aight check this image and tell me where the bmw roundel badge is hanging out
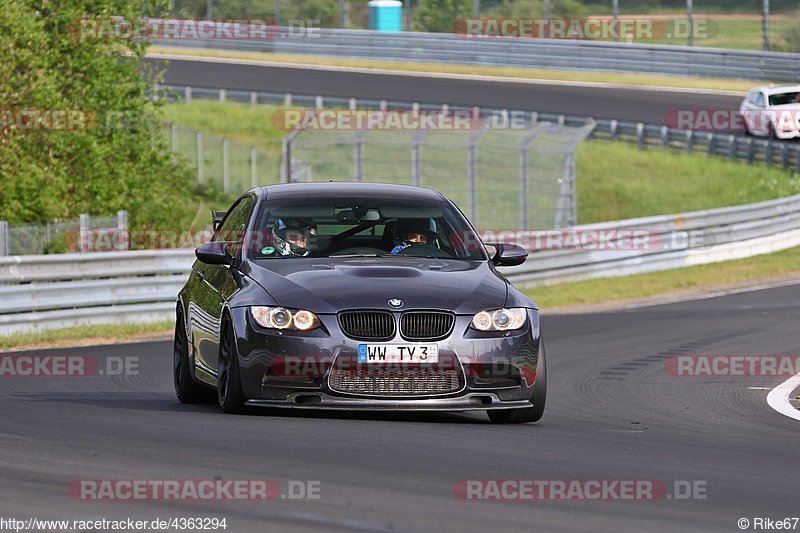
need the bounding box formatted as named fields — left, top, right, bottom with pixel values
left=388, top=299, right=403, bottom=308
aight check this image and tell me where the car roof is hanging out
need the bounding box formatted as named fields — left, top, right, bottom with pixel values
left=756, top=85, right=800, bottom=95
left=254, top=182, right=445, bottom=202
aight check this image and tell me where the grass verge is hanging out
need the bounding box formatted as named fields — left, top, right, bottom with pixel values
left=149, top=46, right=758, bottom=93
left=525, top=245, right=800, bottom=310
left=0, top=321, right=174, bottom=352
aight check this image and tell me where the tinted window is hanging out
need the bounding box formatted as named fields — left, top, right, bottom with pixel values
left=248, top=196, right=487, bottom=261
left=768, top=92, right=800, bottom=106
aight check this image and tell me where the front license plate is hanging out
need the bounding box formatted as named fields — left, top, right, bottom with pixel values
left=357, top=343, right=439, bottom=364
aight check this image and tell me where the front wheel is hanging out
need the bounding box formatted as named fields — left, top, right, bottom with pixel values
left=488, top=337, right=547, bottom=424
left=217, top=316, right=247, bottom=414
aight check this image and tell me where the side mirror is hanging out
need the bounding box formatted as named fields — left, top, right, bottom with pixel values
left=196, top=241, right=233, bottom=265
left=486, top=243, right=528, bottom=267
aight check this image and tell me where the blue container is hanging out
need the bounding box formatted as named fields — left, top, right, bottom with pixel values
left=368, top=0, right=403, bottom=32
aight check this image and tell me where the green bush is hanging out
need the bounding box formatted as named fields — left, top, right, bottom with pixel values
left=0, top=0, right=197, bottom=233
left=780, top=11, right=800, bottom=52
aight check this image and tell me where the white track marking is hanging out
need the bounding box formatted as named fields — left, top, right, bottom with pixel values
left=766, top=372, right=800, bottom=422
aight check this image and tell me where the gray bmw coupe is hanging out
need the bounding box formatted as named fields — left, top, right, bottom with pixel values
left=174, top=182, right=545, bottom=423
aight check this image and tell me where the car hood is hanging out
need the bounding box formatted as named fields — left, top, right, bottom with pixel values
left=243, top=257, right=508, bottom=314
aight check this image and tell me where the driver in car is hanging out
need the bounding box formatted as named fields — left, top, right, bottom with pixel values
left=390, top=219, right=438, bottom=255
left=268, top=217, right=317, bottom=257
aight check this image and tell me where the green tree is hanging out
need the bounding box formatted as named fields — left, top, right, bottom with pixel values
left=414, top=0, right=472, bottom=33
left=0, top=0, right=195, bottom=231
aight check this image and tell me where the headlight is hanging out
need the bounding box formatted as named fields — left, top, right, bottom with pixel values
left=251, top=306, right=321, bottom=330
left=470, top=308, right=527, bottom=331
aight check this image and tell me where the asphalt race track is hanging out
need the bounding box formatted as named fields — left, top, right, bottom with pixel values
left=152, top=57, right=744, bottom=125
left=2, top=283, right=798, bottom=532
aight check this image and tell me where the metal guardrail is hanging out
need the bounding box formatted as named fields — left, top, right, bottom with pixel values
left=154, top=24, right=800, bottom=82
left=3, top=193, right=800, bottom=334
left=160, top=85, right=800, bottom=173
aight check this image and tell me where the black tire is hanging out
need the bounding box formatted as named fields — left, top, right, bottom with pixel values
left=174, top=309, right=211, bottom=403
left=488, top=337, right=547, bottom=424
left=217, top=316, right=247, bottom=414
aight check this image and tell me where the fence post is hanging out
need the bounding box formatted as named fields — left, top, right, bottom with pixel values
left=116, top=210, right=129, bottom=251
left=353, top=131, right=365, bottom=182
left=518, top=123, right=548, bottom=230
left=251, top=146, right=258, bottom=188
left=0, top=221, right=8, bottom=256
left=196, top=131, right=204, bottom=184
left=79, top=213, right=90, bottom=253
left=412, top=130, right=427, bottom=187
left=222, top=138, right=230, bottom=193
left=184, top=86, right=192, bottom=104
left=467, top=127, right=486, bottom=225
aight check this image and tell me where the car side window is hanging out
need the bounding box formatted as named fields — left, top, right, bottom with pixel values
left=754, top=93, right=765, bottom=108
left=215, top=196, right=254, bottom=245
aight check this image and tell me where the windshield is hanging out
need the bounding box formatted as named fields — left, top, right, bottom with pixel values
left=768, top=91, right=800, bottom=106
left=247, top=196, right=488, bottom=261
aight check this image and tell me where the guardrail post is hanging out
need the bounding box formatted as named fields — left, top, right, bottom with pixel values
left=706, top=133, right=715, bottom=156
left=747, top=138, right=755, bottom=164
left=636, top=123, right=645, bottom=150
left=116, top=210, right=129, bottom=251
left=685, top=130, right=694, bottom=154
left=79, top=213, right=90, bottom=253
left=765, top=140, right=774, bottom=166
left=781, top=143, right=789, bottom=169
left=349, top=98, right=357, bottom=111
left=184, top=86, right=192, bottom=104
left=219, top=89, right=226, bottom=103
left=728, top=135, right=736, bottom=160
left=531, top=111, right=538, bottom=126
left=558, top=115, right=565, bottom=127
left=661, top=126, right=669, bottom=148
left=250, top=91, right=258, bottom=105
left=251, top=146, right=258, bottom=188
left=222, top=138, right=230, bottom=193
left=315, top=95, right=323, bottom=110
left=0, top=221, right=8, bottom=256
left=196, top=131, right=204, bottom=184
left=380, top=100, right=388, bottom=112
left=284, top=93, right=292, bottom=107
left=609, top=119, right=618, bottom=140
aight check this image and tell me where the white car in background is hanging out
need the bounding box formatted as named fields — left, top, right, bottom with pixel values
left=740, top=85, right=800, bottom=140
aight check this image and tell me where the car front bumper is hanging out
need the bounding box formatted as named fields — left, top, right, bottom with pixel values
left=230, top=306, right=541, bottom=409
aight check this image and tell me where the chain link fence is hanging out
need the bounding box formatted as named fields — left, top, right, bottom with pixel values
left=0, top=212, right=127, bottom=256
left=281, top=119, right=595, bottom=229
left=165, top=122, right=282, bottom=193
